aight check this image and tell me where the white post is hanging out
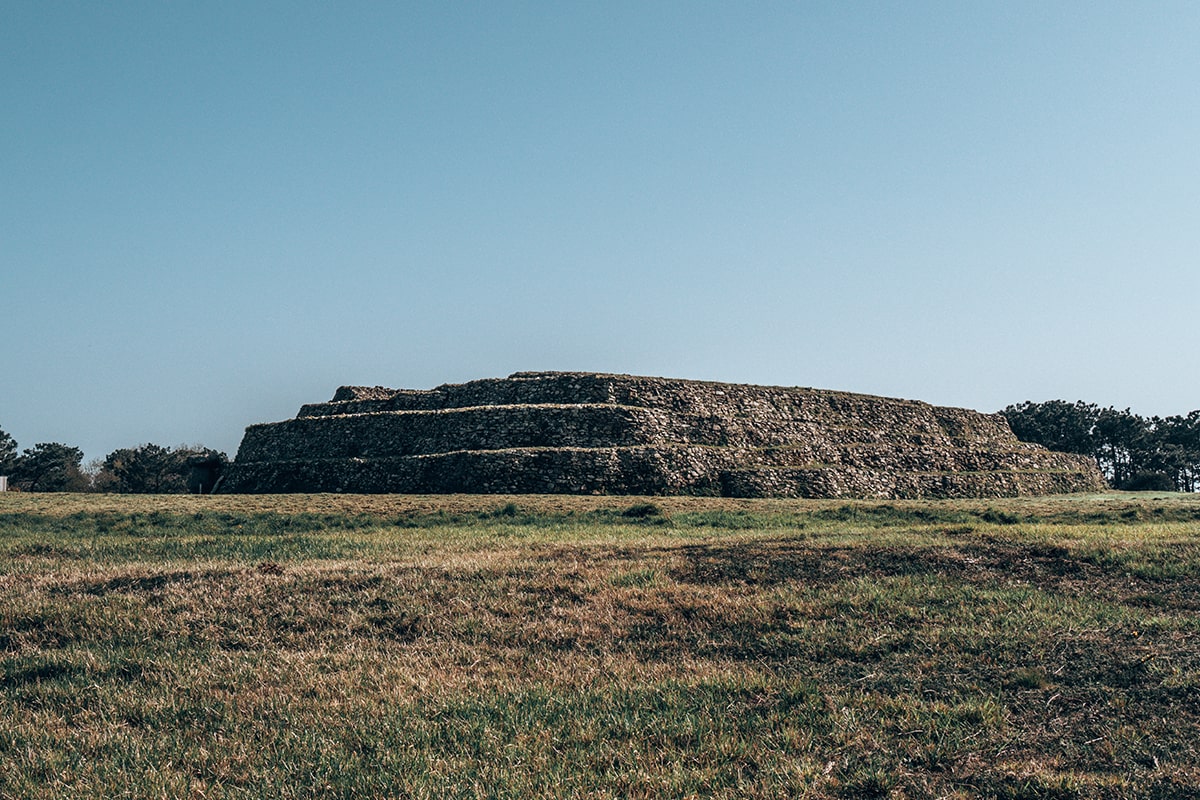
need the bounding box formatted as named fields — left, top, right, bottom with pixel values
left=0, top=476, right=7, bottom=492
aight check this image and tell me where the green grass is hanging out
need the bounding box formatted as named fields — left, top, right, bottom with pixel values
left=0, top=492, right=1198, bottom=798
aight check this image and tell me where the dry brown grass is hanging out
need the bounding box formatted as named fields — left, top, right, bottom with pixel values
left=2, top=488, right=1190, bottom=518
left=1, top=491, right=1198, bottom=798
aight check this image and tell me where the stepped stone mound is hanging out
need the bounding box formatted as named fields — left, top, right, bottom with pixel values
left=219, top=372, right=1107, bottom=498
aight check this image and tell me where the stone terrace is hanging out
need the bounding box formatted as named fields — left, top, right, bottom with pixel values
left=218, top=372, right=1107, bottom=498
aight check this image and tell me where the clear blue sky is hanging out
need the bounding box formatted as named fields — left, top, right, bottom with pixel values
left=3, top=2, right=1198, bottom=463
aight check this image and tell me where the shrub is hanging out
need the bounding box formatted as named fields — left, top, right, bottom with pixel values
left=1120, top=471, right=1175, bottom=492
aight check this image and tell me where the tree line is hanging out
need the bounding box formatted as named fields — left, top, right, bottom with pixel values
left=1001, top=401, right=1200, bottom=492
left=0, top=426, right=226, bottom=493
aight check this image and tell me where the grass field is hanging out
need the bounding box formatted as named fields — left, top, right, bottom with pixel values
left=1, top=491, right=1198, bottom=799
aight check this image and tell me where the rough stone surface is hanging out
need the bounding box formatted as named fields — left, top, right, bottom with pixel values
left=219, top=371, right=1107, bottom=498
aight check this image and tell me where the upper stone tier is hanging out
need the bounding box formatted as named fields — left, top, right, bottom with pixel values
left=218, top=371, right=1107, bottom=498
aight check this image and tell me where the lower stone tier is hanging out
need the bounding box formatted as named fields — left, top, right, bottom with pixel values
left=220, top=447, right=729, bottom=495
left=218, top=446, right=1103, bottom=499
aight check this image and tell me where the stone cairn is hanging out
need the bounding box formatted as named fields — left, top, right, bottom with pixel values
left=219, top=371, right=1107, bottom=498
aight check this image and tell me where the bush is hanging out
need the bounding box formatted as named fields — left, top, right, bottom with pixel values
left=1120, top=471, right=1175, bottom=492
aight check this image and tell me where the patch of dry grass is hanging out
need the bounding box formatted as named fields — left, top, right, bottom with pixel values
left=1, top=492, right=1198, bottom=798
left=2, top=489, right=1194, bottom=519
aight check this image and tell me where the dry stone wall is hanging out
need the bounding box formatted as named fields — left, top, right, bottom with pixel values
left=219, top=371, right=1107, bottom=498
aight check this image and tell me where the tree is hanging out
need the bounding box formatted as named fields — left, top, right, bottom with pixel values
left=84, top=457, right=119, bottom=493
left=1092, top=407, right=1147, bottom=489
left=1181, top=411, right=1200, bottom=493
left=0, top=425, right=18, bottom=476
left=11, top=442, right=86, bottom=492
left=1136, top=412, right=1200, bottom=493
left=96, top=444, right=228, bottom=493
left=101, top=444, right=186, bottom=493
left=1001, top=401, right=1098, bottom=456
left=1003, top=400, right=1200, bottom=492
left=1176, top=411, right=1200, bottom=493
